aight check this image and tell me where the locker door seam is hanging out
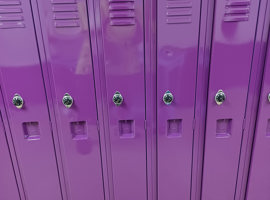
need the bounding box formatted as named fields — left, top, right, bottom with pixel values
left=233, top=0, right=263, bottom=199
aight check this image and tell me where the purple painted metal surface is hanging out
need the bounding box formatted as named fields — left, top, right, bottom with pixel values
left=157, top=0, right=201, bottom=199
left=98, top=0, right=147, bottom=200
left=0, top=0, right=62, bottom=199
left=34, top=0, right=105, bottom=199
left=144, top=0, right=157, bottom=200
left=246, top=33, right=270, bottom=200
left=234, top=0, right=270, bottom=198
left=191, top=1, right=214, bottom=199
left=201, top=0, right=261, bottom=199
left=1, top=0, right=270, bottom=199
left=0, top=113, right=20, bottom=200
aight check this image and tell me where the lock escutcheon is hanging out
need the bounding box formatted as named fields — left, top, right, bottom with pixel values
left=62, top=93, right=73, bottom=108
left=113, top=91, right=123, bottom=106
left=215, top=90, right=226, bottom=105
left=12, top=94, right=24, bottom=109
left=163, top=90, right=174, bottom=105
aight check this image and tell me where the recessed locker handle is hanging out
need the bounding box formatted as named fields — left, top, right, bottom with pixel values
left=113, top=91, right=124, bottom=106
left=62, top=93, right=73, bottom=108
left=163, top=90, right=174, bottom=105
left=12, top=94, right=24, bottom=109
left=215, top=89, right=226, bottom=105
left=268, top=93, right=270, bottom=102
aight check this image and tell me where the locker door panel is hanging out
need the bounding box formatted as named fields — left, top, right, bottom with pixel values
left=157, top=0, right=201, bottom=199
left=0, top=113, right=20, bottom=200
left=0, top=0, right=62, bottom=199
left=35, top=0, right=104, bottom=199
left=201, top=0, right=260, bottom=199
left=246, top=35, right=270, bottom=200
left=99, top=0, right=147, bottom=200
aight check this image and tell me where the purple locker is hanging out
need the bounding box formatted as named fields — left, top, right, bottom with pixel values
left=0, top=112, right=20, bottom=200
left=98, top=0, right=147, bottom=200
left=201, top=0, right=261, bottom=200
left=246, top=33, right=270, bottom=200
left=157, top=0, right=201, bottom=199
left=0, top=0, right=62, bottom=199
left=34, top=0, right=105, bottom=199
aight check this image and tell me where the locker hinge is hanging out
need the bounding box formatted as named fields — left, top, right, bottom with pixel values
left=192, top=118, right=196, bottom=131
left=242, top=118, right=246, bottom=131
left=97, top=120, right=100, bottom=132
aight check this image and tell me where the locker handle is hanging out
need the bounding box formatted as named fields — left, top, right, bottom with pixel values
left=215, top=90, right=226, bottom=105
left=163, top=90, right=174, bottom=105
left=113, top=91, right=123, bottom=106
left=12, top=94, right=24, bottom=109
left=62, top=93, right=73, bottom=108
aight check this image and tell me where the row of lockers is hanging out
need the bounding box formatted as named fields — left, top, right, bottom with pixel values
left=1, top=0, right=270, bottom=200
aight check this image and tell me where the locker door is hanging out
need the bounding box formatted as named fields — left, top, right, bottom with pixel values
left=246, top=33, right=270, bottom=200
left=0, top=1, right=62, bottom=200
left=157, top=0, right=201, bottom=199
left=98, top=0, right=147, bottom=200
left=34, top=0, right=104, bottom=199
left=201, top=0, right=260, bottom=200
left=0, top=112, right=20, bottom=200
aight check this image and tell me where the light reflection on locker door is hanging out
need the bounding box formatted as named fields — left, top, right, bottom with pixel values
left=34, top=0, right=105, bottom=199
left=0, top=0, right=62, bottom=199
left=246, top=32, right=270, bottom=200
left=157, top=0, right=202, bottom=199
left=98, top=0, right=147, bottom=200
left=201, top=0, right=261, bottom=200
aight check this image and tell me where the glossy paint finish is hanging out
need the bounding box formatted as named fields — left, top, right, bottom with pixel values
left=1, top=0, right=270, bottom=199
left=234, top=1, right=270, bottom=198
left=190, top=1, right=215, bottom=199
left=0, top=112, right=20, bottom=200
left=0, top=1, right=62, bottom=200
left=157, top=0, right=201, bottom=199
left=98, top=0, right=147, bottom=200
left=201, top=0, right=261, bottom=200
left=34, top=0, right=104, bottom=199
left=246, top=33, right=270, bottom=200
left=144, top=0, right=157, bottom=199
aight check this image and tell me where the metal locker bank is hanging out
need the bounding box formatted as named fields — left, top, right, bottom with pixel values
left=0, top=0, right=269, bottom=200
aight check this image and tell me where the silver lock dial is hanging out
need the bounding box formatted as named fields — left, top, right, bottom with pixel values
left=12, top=94, right=24, bottom=109
left=62, top=93, right=73, bottom=108
left=215, top=90, right=226, bottom=105
left=113, top=91, right=123, bottom=106
left=163, top=90, right=174, bottom=105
